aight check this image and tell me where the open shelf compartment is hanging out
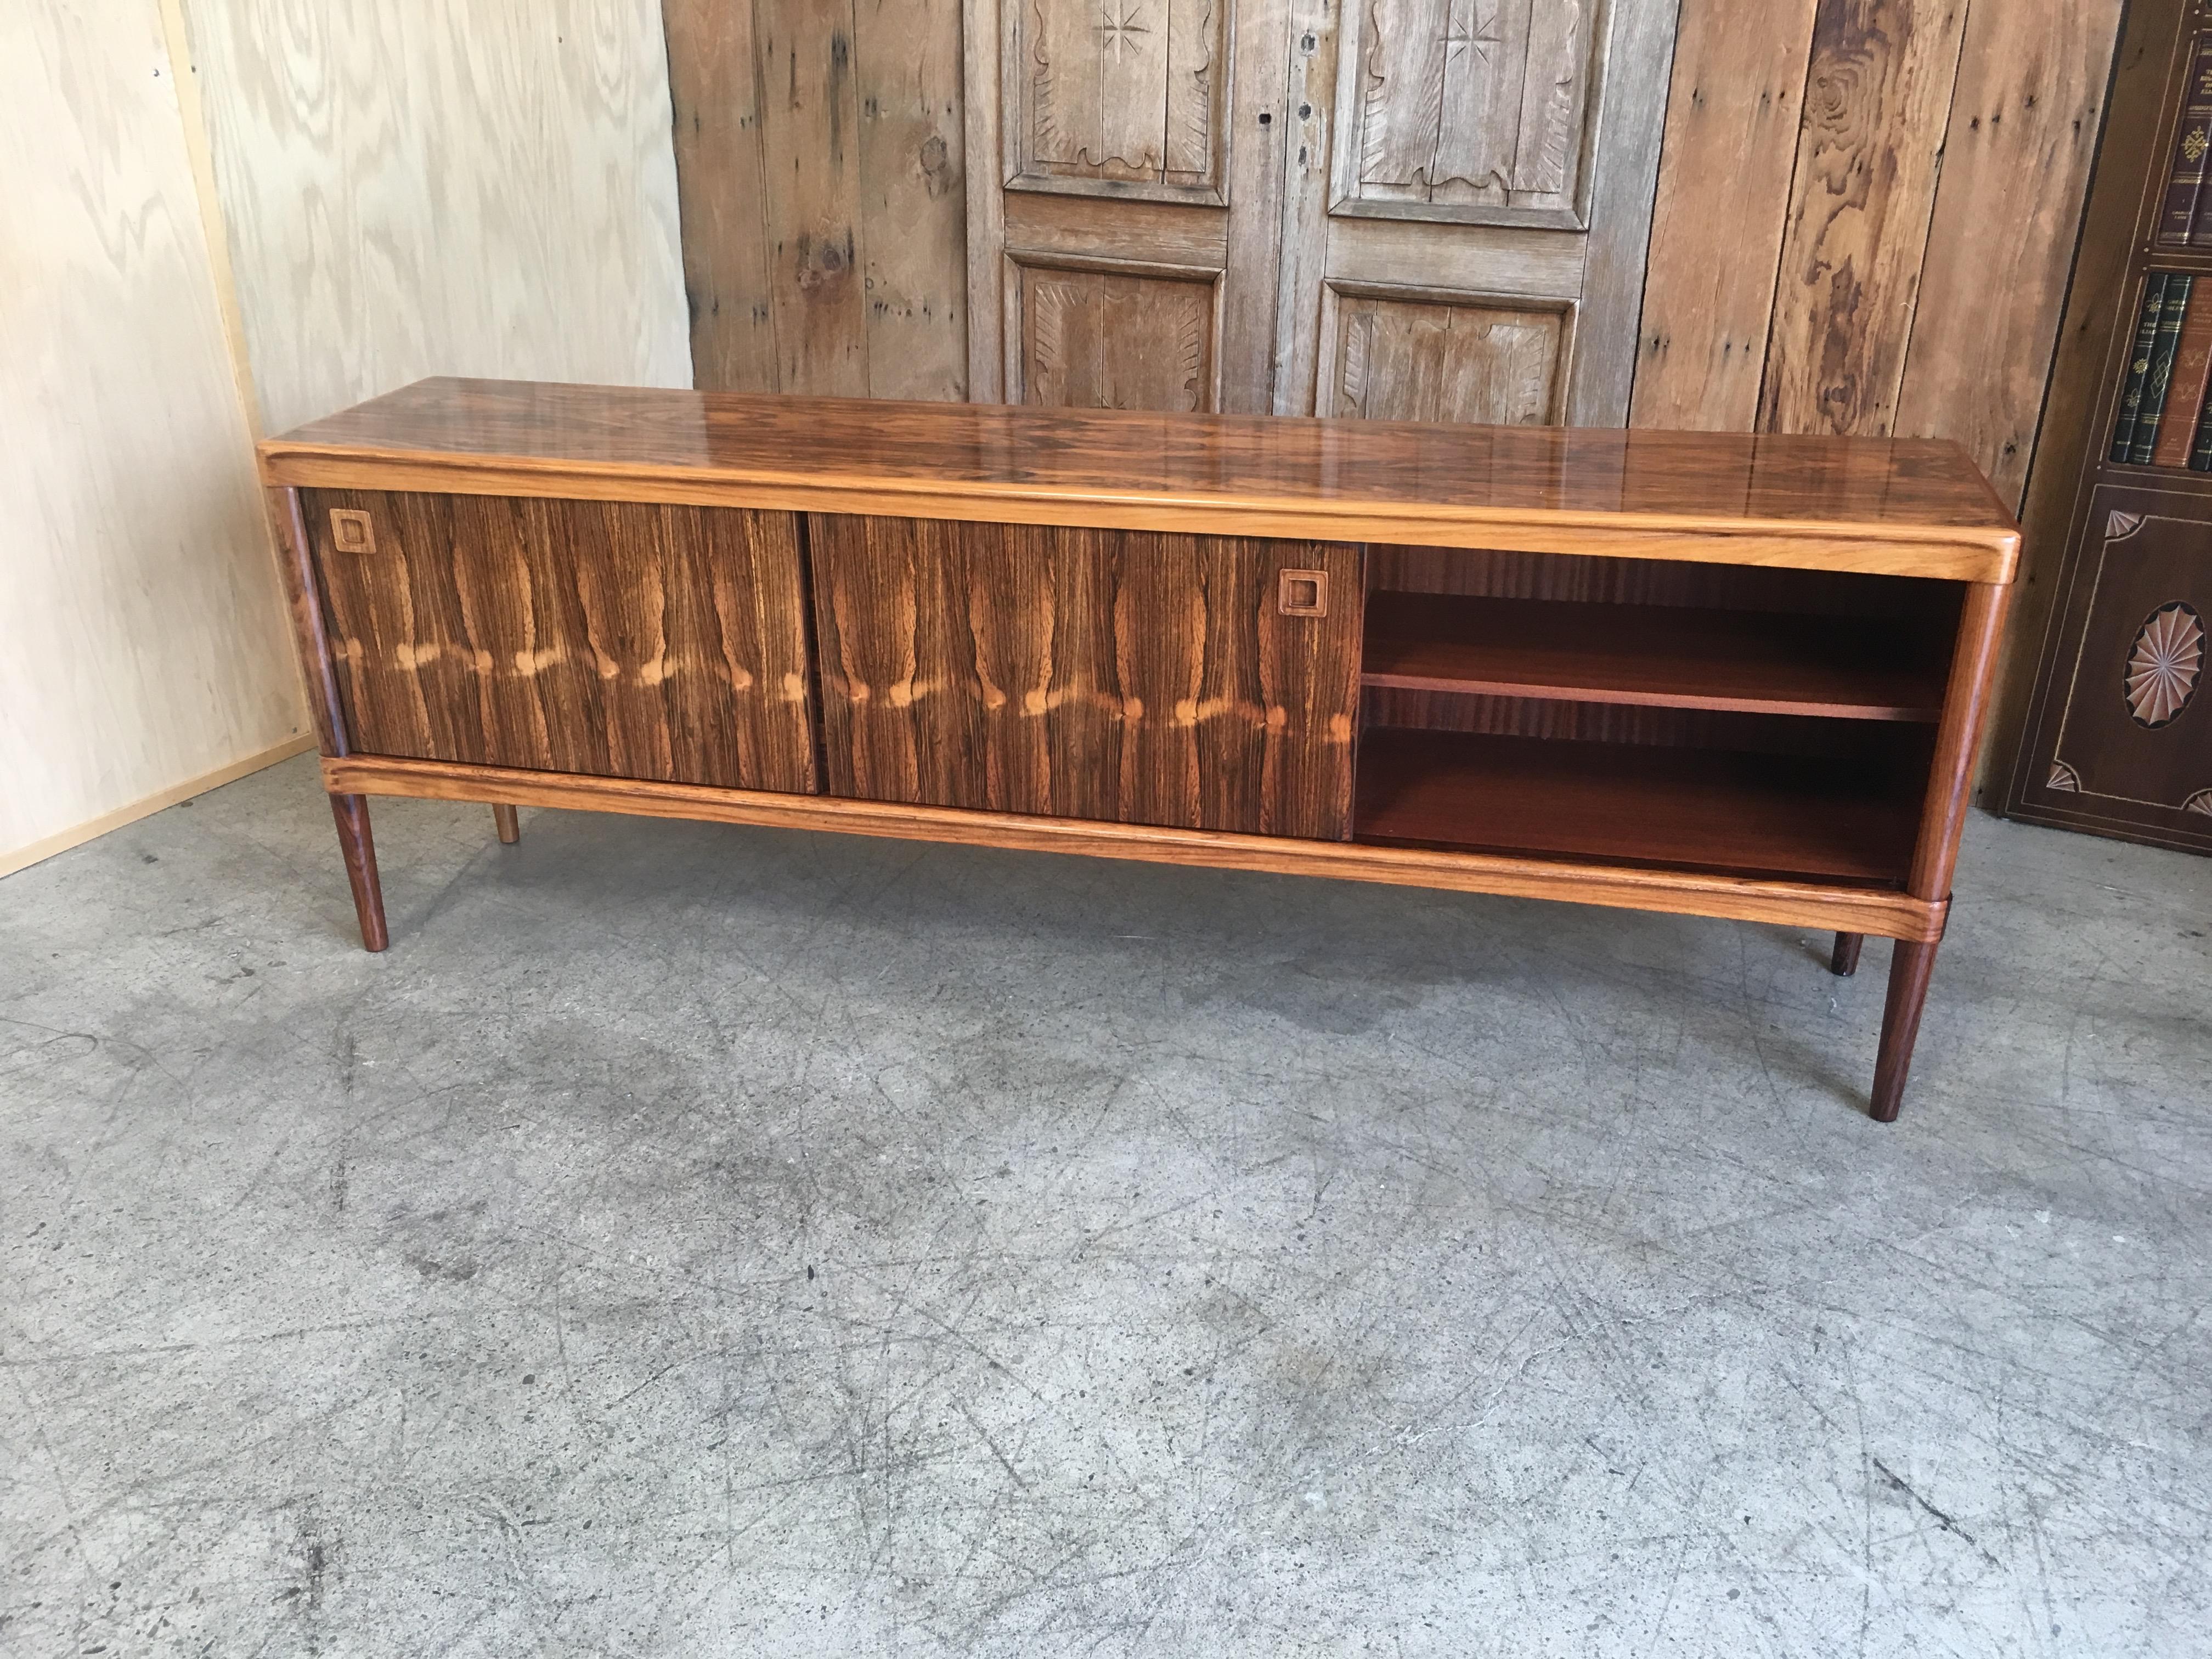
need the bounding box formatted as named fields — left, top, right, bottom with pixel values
left=1352, top=725, right=1927, bottom=887
left=1361, top=590, right=1951, bottom=721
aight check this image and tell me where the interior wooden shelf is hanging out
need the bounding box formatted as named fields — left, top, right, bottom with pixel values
left=1360, top=591, right=1950, bottom=721
left=1353, top=727, right=1923, bottom=886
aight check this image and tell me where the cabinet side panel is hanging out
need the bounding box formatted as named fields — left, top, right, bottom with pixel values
left=304, top=489, right=815, bottom=793
left=809, top=514, right=1360, bottom=838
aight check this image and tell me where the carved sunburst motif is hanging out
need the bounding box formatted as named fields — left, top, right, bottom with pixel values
left=2123, top=602, right=2205, bottom=729
left=2047, top=760, right=2082, bottom=792
left=2183, top=789, right=2212, bottom=816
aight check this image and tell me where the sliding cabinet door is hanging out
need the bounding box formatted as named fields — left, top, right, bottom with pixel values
left=809, top=514, right=1363, bottom=838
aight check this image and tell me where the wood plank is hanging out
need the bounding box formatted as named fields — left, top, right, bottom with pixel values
left=1361, top=591, right=1950, bottom=719
left=962, top=0, right=1006, bottom=398
left=1629, top=0, right=1821, bottom=431
left=1759, top=0, right=1970, bottom=437
left=757, top=0, right=868, bottom=394
left=662, top=0, right=778, bottom=391
left=807, top=515, right=1364, bottom=838
left=303, top=490, right=817, bottom=793
left=1219, top=0, right=1294, bottom=412
left=323, top=752, right=1950, bottom=941
left=1355, top=726, right=1925, bottom=885
left=855, top=0, right=967, bottom=399
left=1003, top=193, right=1230, bottom=267
left=1894, top=0, right=2127, bottom=507
left=1272, top=0, right=1345, bottom=412
left=1565, top=0, right=1684, bottom=425
left=261, top=381, right=2024, bottom=581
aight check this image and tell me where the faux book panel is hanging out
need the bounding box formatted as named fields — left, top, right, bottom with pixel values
left=808, top=515, right=1363, bottom=838
left=304, top=490, right=817, bottom=793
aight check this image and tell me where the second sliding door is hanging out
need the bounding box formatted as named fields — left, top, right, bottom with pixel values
left=808, top=515, right=1363, bottom=838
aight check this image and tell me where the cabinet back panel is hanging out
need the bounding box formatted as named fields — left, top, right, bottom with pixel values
left=809, top=515, right=1363, bottom=839
left=305, top=489, right=817, bottom=793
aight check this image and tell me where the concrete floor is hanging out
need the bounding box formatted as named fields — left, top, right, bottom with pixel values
left=2, top=752, right=2208, bottom=1658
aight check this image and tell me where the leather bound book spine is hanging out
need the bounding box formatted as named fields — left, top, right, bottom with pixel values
left=2134, top=274, right=2196, bottom=465
left=2191, top=373, right=2212, bottom=470
left=2164, top=37, right=2212, bottom=244
left=2154, top=287, right=2212, bottom=465
left=2112, top=274, right=2170, bottom=462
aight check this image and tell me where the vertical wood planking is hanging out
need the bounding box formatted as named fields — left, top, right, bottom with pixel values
left=664, top=0, right=780, bottom=391
left=1758, top=0, right=1968, bottom=437
left=856, top=0, right=967, bottom=399
left=962, top=0, right=1007, bottom=398
left=1273, top=0, right=1343, bottom=413
left=1630, top=0, right=1820, bottom=430
left=756, top=0, right=868, bottom=396
left=1220, top=0, right=1295, bottom=413
left=1564, top=0, right=1684, bottom=426
left=1894, top=0, right=2125, bottom=509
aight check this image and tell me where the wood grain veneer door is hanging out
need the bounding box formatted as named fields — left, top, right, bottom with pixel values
left=304, top=490, right=817, bottom=793
left=809, top=515, right=1363, bottom=838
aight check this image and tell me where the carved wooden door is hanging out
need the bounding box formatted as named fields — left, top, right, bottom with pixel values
left=963, top=0, right=1288, bottom=414
left=1278, top=0, right=1677, bottom=424
left=964, top=0, right=1677, bottom=425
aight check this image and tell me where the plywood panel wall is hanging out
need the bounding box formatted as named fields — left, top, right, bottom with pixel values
left=179, top=0, right=693, bottom=437
left=0, top=2, right=305, bottom=872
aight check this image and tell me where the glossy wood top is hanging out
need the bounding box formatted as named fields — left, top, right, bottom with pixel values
left=261, top=379, right=2022, bottom=581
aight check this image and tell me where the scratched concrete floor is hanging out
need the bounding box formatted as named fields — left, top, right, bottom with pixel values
left=2, top=752, right=2209, bottom=1657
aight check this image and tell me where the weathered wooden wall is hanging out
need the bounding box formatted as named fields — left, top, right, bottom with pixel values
left=1636, top=0, right=2124, bottom=513
left=670, top=0, right=2121, bottom=517
left=665, top=0, right=967, bottom=400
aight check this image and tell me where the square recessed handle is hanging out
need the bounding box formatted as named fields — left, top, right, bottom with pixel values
left=1278, top=569, right=1328, bottom=617
left=329, top=508, right=376, bottom=555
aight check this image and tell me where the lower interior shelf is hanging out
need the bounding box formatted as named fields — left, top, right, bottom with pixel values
left=1353, top=726, right=1924, bottom=887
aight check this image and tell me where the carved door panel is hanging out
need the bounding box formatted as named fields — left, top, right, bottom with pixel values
left=304, top=490, right=819, bottom=793
left=808, top=514, right=1365, bottom=838
left=965, top=0, right=1291, bottom=414
left=1277, top=0, right=1678, bottom=425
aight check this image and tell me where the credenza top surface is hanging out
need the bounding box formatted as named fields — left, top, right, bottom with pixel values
left=261, top=379, right=2022, bottom=582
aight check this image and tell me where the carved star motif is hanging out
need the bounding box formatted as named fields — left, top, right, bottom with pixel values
left=1098, top=1, right=1149, bottom=61
left=1440, top=0, right=1500, bottom=63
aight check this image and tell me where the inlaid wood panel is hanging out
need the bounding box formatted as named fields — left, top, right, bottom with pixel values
left=2015, top=491, right=2212, bottom=850
left=1317, top=287, right=1571, bottom=422
left=1330, top=0, right=1605, bottom=226
left=1006, top=0, right=1228, bottom=200
left=1008, top=259, right=1221, bottom=410
left=304, top=490, right=817, bottom=792
left=808, top=514, right=1363, bottom=837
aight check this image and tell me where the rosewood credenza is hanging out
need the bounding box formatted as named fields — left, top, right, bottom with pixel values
left=258, top=379, right=2020, bottom=1121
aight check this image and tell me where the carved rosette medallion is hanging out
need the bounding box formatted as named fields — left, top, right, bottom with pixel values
left=2122, top=601, right=2204, bottom=729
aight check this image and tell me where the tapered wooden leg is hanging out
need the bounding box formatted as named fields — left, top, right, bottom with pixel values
left=1870, top=938, right=1938, bottom=1123
left=1830, top=932, right=1863, bottom=977
left=492, top=803, right=520, bottom=845
left=329, top=792, right=388, bottom=952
